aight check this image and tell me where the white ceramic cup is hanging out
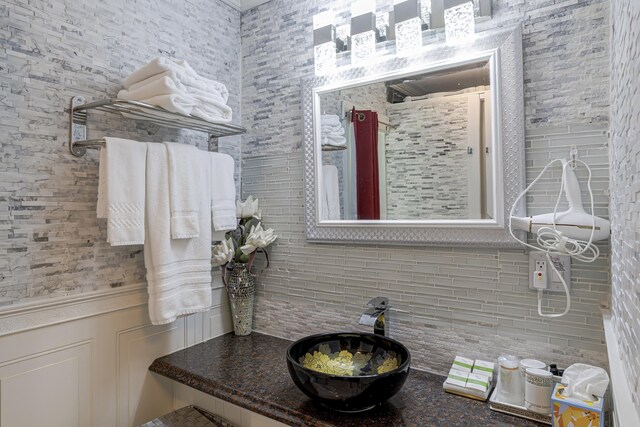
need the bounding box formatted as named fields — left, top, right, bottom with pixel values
left=496, top=355, right=524, bottom=405
left=525, top=367, right=554, bottom=414
left=519, top=359, right=547, bottom=380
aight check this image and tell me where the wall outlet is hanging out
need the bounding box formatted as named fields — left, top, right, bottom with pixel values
left=528, top=252, right=571, bottom=292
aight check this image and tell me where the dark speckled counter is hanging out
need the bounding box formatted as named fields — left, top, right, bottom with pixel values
left=149, top=332, right=542, bottom=427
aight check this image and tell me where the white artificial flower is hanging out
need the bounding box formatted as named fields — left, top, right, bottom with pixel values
left=212, top=238, right=235, bottom=266
left=240, top=223, right=277, bottom=255
left=236, top=195, right=259, bottom=219
left=253, top=208, right=262, bottom=220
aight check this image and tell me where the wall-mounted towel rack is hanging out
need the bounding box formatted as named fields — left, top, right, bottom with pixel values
left=69, top=96, right=246, bottom=157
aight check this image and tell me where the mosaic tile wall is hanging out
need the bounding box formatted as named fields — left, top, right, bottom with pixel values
left=610, top=0, right=640, bottom=414
left=241, top=0, right=612, bottom=372
left=0, top=0, right=241, bottom=304
left=385, top=94, right=471, bottom=219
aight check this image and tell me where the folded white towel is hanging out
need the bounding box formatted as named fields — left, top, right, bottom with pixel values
left=127, top=72, right=227, bottom=105
left=210, top=153, right=237, bottom=231
left=322, top=134, right=347, bottom=147
left=118, top=76, right=230, bottom=114
left=144, top=144, right=212, bottom=325
left=321, top=115, right=346, bottom=146
left=123, top=57, right=229, bottom=103
left=321, top=114, right=342, bottom=126
left=322, top=125, right=345, bottom=135
left=164, top=142, right=207, bottom=239
left=99, top=138, right=147, bottom=246
left=122, top=93, right=232, bottom=123
left=322, top=165, right=341, bottom=220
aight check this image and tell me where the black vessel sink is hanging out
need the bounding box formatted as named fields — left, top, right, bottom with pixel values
left=286, top=332, right=411, bottom=412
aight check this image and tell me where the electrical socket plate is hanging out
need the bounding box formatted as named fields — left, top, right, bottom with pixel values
left=528, top=252, right=571, bottom=292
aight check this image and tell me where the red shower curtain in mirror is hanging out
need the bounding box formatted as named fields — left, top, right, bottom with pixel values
left=352, top=108, right=380, bottom=220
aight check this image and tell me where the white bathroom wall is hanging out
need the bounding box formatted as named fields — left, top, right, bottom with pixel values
left=240, top=0, right=612, bottom=374
left=609, top=0, right=640, bottom=417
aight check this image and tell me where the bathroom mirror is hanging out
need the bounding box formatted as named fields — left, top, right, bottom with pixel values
left=302, top=26, right=525, bottom=246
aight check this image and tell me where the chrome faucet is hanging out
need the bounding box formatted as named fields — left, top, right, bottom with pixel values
left=359, top=297, right=389, bottom=336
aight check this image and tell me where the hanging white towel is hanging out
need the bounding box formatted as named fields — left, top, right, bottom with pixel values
left=123, top=57, right=229, bottom=103
left=99, top=138, right=147, bottom=246
left=323, top=165, right=341, bottom=220
left=163, top=142, right=206, bottom=240
left=210, top=153, right=237, bottom=232
left=96, top=148, right=107, bottom=219
left=144, top=144, right=212, bottom=325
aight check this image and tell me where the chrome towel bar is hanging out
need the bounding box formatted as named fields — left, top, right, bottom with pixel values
left=69, top=96, right=246, bottom=157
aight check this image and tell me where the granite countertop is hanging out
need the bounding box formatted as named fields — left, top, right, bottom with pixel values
left=149, top=332, right=543, bottom=427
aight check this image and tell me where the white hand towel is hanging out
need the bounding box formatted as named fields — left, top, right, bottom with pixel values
left=163, top=142, right=206, bottom=239
left=210, top=153, right=237, bottom=231
left=102, top=138, right=147, bottom=246
left=96, top=148, right=107, bottom=219
left=323, top=165, right=341, bottom=220
left=127, top=72, right=227, bottom=105
left=123, top=57, right=229, bottom=103
left=144, top=144, right=212, bottom=325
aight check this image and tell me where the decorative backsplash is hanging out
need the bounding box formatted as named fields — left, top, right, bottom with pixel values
left=241, top=0, right=611, bottom=371
left=385, top=94, right=472, bottom=219
left=610, top=0, right=640, bottom=413
left=0, top=0, right=241, bottom=304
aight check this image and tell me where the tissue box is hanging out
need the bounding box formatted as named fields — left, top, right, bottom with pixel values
left=551, top=383, right=604, bottom=427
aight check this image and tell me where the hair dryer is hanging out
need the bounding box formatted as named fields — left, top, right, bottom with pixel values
left=510, top=160, right=610, bottom=242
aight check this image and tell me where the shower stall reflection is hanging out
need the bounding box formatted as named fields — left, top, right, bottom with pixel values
left=319, top=61, right=494, bottom=222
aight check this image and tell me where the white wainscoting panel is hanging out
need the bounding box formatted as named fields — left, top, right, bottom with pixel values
left=0, top=340, right=92, bottom=427
left=0, top=283, right=233, bottom=427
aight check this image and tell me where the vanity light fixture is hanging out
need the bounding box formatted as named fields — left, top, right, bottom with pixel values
left=444, top=0, right=475, bottom=45
left=335, top=24, right=351, bottom=53
left=420, top=0, right=432, bottom=29
left=393, top=0, right=424, bottom=56
left=313, top=10, right=337, bottom=76
left=350, top=0, right=377, bottom=66
left=376, top=12, right=391, bottom=42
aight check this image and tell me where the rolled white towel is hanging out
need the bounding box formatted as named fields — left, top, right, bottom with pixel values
left=123, top=57, right=229, bottom=103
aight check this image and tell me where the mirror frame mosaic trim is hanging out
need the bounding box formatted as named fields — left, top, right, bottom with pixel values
left=302, top=25, right=525, bottom=247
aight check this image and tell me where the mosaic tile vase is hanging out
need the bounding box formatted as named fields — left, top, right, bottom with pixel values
left=226, top=264, right=255, bottom=336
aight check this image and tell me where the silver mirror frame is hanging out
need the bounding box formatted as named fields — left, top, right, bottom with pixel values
left=302, top=25, right=525, bottom=247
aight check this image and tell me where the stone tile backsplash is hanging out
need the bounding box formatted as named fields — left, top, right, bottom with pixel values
left=610, top=0, right=640, bottom=412
left=241, top=0, right=612, bottom=370
left=0, top=0, right=241, bottom=302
